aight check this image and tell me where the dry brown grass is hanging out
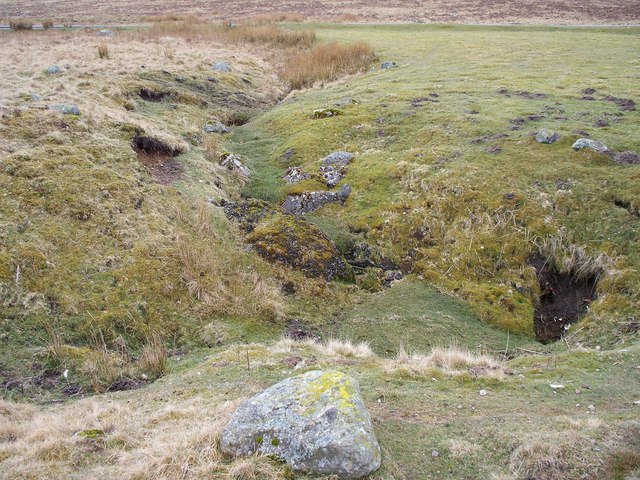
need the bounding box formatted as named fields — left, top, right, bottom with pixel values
left=272, top=336, right=374, bottom=358
left=146, top=19, right=315, bottom=48
left=41, top=19, right=54, bottom=29
left=97, top=42, right=110, bottom=59
left=139, top=334, right=168, bottom=379
left=281, top=41, right=376, bottom=90
left=9, top=19, right=33, bottom=30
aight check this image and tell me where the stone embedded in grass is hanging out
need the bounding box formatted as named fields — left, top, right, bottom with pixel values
left=322, top=151, right=354, bottom=168
left=212, top=61, right=231, bottom=73
left=49, top=103, right=80, bottom=115
left=46, top=65, right=61, bottom=75
left=204, top=121, right=230, bottom=134
left=613, top=151, right=640, bottom=165
left=221, top=370, right=381, bottom=479
left=98, top=29, right=115, bottom=37
left=283, top=166, right=310, bottom=184
left=334, top=97, right=360, bottom=106
left=219, top=153, right=250, bottom=177
left=312, top=108, right=342, bottom=119
left=282, top=184, right=352, bottom=215
left=381, top=61, right=398, bottom=69
left=535, top=129, right=560, bottom=144
left=572, top=138, right=608, bottom=153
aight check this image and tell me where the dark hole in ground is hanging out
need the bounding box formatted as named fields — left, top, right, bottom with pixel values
left=224, top=111, right=251, bottom=126
left=614, top=198, right=639, bottom=217
left=131, top=135, right=183, bottom=184
left=529, top=254, right=598, bottom=343
left=138, top=88, right=170, bottom=102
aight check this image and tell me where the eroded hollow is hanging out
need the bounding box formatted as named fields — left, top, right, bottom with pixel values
left=138, top=88, right=170, bottom=102
left=131, top=135, right=183, bottom=185
left=529, top=254, right=598, bottom=343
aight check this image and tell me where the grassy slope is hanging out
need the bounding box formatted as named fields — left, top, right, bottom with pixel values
left=237, top=24, right=640, bottom=344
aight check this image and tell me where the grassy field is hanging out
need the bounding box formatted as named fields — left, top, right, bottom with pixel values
left=0, top=20, right=639, bottom=480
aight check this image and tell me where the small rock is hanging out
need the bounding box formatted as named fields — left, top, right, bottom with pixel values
left=283, top=166, right=310, bottom=184
left=479, top=389, right=488, bottom=396
left=431, top=450, right=439, bottom=458
left=46, top=65, right=61, bottom=75
left=572, top=138, right=608, bottom=153
left=312, top=108, right=342, bottom=119
left=587, top=405, right=595, bottom=411
left=613, top=151, right=640, bottom=165
left=575, top=389, right=581, bottom=394
left=535, top=128, right=560, bottom=144
left=98, top=29, right=115, bottom=37
left=595, top=345, right=601, bottom=351
left=221, top=370, right=381, bottom=478
left=50, top=103, right=80, bottom=115
left=204, top=121, right=230, bottom=134
left=633, top=400, right=640, bottom=405
left=320, top=165, right=345, bottom=188
left=334, top=97, right=359, bottom=106
left=381, top=61, right=398, bottom=70
left=219, top=153, right=250, bottom=177
left=550, top=384, right=565, bottom=389
left=212, top=61, right=231, bottom=72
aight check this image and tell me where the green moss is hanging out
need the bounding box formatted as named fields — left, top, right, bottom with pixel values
left=76, top=429, right=105, bottom=439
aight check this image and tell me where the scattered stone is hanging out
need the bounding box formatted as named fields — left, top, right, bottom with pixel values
left=593, top=118, right=609, bottom=128
left=383, top=270, right=403, bottom=287
left=575, top=389, right=581, bottom=394
left=431, top=450, right=440, bottom=458
left=219, top=153, right=250, bottom=177
left=479, top=389, right=488, bottom=396
left=587, top=405, right=595, bottom=411
left=603, top=95, right=636, bottom=111
left=334, top=97, right=359, bottom=106
left=381, top=61, right=398, bottom=69
left=283, top=166, right=310, bottom=184
left=633, top=400, right=640, bottom=405
left=550, top=384, right=565, bottom=389
left=221, top=370, right=381, bottom=479
left=204, top=121, right=230, bottom=134
left=613, top=151, right=640, bottom=165
left=535, top=129, right=560, bottom=144
left=572, top=138, right=608, bottom=153
left=282, top=185, right=352, bottom=215
left=321, top=151, right=354, bottom=168
left=46, top=65, right=61, bottom=75
left=212, top=61, right=231, bottom=72
left=312, top=108, right=342, bottom=119
left=50, top=103, right=80, bottom=115
left=320, top=165, right=345, bottom=188
left=98, top=29, right=115, bottom=37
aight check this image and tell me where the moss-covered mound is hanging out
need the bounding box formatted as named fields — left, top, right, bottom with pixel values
left=246, top=213, right=349, bottom=281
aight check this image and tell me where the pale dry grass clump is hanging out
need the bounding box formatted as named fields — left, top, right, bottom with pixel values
left=235, top=12, right=307, bottom=25
left=9, top=19, right=33, bottom=31
left=97, top=42, right=110, bottom=59
left=139, top=333, right=168, bottom=379
left=281, top=41, right=376, bottom=89
left=271, top=336, right=374, bottom=358
left=385, top=345, right=505, bottom=378
left=537, top=233, right=611, bottom=281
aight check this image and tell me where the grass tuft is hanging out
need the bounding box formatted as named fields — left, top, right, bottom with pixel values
left=9, top=19, right=33, bottom=31
left=97, top=43, right=110, bottom=59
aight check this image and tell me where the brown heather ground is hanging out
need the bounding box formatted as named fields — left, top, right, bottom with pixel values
left=0, top=0, right=639, bottom=25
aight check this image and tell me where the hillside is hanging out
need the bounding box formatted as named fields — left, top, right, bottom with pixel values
left=0, top=0, right=640, bottom=25
left=0, top=19, right=639, bottom=480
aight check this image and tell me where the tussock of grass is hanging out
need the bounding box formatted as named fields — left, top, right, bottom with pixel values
left=385, top=345, right=505, bottom=378
left=97, top=42, right=110, bottom=59
left=272, top=336, right=374, bottom=358
left=9, top=19, right=33, bottom=31
left=281, top=41, right=376, bottom=90
left=536, top=233, right=611, bottom=281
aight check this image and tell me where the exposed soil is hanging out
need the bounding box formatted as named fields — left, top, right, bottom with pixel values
left=138, top=88, right=170, bottom=102
left=131, top=135, right=183, bottom=184
left=286, top=318, right=320, bottom=341
left=613, top=151, right=640, bottom=165
left=529, top=254, right=598, bottom=343
left=603, top=95, right=636, bottom=111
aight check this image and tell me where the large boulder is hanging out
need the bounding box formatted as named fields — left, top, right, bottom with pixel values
left=221, top=370, right=381, bottom=479
left=282, top=184, right=352, bottom=215
left=572, top=138, right=608, bottom=153
left=246, top=213, right=348, bottom=280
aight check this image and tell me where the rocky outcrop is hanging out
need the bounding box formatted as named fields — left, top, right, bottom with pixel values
left=282, top=184, right=352, bottom=215
left=219, top=153, right=249, bottom=177
left=535, top=129, right=559, bottom=144
left=221, top=370, right=381, bottom=479
left=283, top=166, right=310, bottom=184
left=572, top=138, right=608, bottom=153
